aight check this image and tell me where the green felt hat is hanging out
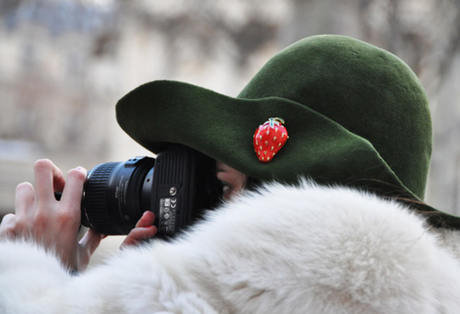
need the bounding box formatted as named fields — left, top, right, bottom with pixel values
left=116, top=35, right=460, bottom=228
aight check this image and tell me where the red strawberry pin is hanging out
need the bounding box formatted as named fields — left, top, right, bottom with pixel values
left=253, top=117, right=288, bottom=163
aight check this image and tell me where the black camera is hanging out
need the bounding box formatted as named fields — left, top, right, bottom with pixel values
left=80, top=145, right=223, bottom=237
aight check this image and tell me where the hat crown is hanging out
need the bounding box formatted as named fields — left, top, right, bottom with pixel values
left=238, top=35, right=432, bottom=199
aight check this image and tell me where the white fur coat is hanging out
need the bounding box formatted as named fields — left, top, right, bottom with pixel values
left=2, top=182, right=460, bottom=314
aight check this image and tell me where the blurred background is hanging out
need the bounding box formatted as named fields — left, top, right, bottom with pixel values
left=1, top=0, right=460, bottom=261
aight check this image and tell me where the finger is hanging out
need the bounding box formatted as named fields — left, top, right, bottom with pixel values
left=121, top=226, right=157, bottom=249
left=34, top=159, right=64, bottom=204
left=0, top=214, right=16, bottom=238
left=15, top=182, right=35, bottom=219
left=60, top=167, right=87, bottom=210
left=1, top=213, right=15, bottom=225
left=135, top=211, right=156, bottom=228
left=0, top=213, right=16, bottom=228
left=79, top=229, right=103, bottom=257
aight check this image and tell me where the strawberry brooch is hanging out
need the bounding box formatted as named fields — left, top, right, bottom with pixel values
left=253, top=117, right=288, bottom=163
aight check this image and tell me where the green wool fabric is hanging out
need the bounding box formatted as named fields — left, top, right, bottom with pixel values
left=116, top=35, right=460, bottom=229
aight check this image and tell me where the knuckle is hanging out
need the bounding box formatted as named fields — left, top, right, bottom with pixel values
left=32, top=212, right=49, bottom=229
left=13, top=219, right=29, bottom=233
left=56, top=210, right=76, bottom=225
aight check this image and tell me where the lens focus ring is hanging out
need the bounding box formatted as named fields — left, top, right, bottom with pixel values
left=82, top=162, right=120, bottom=234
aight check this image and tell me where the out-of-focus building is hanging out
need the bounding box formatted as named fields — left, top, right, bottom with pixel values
left=0, top=0, right=122, bottom=211
left=0, top=0, right=289, bottom=215
left=1, top=0, right=460, bottom=220
left=0, top=0, right=290, bottom=263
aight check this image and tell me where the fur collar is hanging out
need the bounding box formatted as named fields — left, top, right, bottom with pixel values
left=2, top=181, right=460, bottom=313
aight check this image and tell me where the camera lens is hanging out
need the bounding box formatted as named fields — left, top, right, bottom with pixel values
left=81, top=157, right=155, bottom=235
left=80, top=145, right=223, bottom=237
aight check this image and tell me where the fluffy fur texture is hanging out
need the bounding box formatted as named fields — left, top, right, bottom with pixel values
left=1, top=182, right=460, bottom=314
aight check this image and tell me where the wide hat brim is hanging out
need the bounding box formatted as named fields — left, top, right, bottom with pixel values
left=116, top=35, right=460, bottom=229
left=115, top=80, right=460, bottom=229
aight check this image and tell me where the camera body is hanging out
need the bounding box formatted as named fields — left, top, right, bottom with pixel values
left=81, top=145, right=222, bottom=237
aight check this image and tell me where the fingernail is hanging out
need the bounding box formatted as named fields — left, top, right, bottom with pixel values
left=76, top=166, right=86, bottom=172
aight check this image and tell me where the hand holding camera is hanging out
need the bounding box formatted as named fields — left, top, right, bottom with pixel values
left=0, top=159, right=161, bottom=271
left=0, top=145, right=220, bottom=271
left=0, top=160, right=101, bottom=272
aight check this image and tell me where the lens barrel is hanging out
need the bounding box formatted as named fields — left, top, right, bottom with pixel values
left=81, top=157, right=155, bottom=235
left=80, top=145, right=222, bottom=237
